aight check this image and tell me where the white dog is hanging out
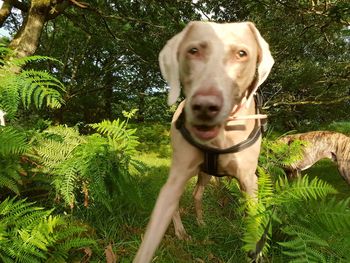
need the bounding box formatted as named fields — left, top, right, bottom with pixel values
left=134, top=21, right=274, bottom=262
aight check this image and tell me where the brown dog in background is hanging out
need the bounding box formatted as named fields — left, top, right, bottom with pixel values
left=280, top=131, right=350, bottom=184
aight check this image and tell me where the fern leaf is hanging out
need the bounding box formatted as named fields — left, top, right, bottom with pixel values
left=0, top=50, right=65, bottom=119
left=314, top=197, right=350, bottom=232
left=279, top=225, right=330, bottom=263
left=90, top=119, right=140, bottom=155
left=275, top=176, right=337, bottom=205
left=0, top=127, right=27, bottom=156
left=0, top=169, right=20, bottom=194
left=0, top=197, right=95, bottom=261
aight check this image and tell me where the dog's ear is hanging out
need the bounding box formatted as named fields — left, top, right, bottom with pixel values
left=159, top=23, right=192, bottom=106
left=246, top=22, right=274, bottom=104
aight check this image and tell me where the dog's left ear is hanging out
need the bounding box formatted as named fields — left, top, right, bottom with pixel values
left=159, top=23, right=193, bottom=106
left=246, top=22, right=274, bottom=104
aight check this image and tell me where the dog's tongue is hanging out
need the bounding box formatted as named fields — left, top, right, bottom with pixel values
left=191, top=125, right=220, bottom=141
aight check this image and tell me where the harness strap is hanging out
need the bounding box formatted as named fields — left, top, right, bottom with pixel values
left=175, top=94, right=264, bottom=177
left=176, top=114, right=261, bottom=155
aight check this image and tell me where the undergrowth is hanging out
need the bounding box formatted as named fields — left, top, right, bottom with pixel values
left=0, top=197, right=95, bottom=263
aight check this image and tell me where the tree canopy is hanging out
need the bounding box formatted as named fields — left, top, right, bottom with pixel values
left=0, top=0, right=349, bottom=128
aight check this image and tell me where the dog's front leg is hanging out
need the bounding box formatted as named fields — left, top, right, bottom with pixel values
left=134, top=165, right=197, bottom=263
left=193, top=172, right=211, bottom=226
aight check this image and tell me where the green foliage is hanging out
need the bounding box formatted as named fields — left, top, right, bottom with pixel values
left=31, top=120, right=142, bottom=211
left=0, top=126, right=27, bottom=156
left=0, top=47, right=65, bottom=120
left=0, top=197, right=95, bottom=262
left=278, top=197, right=350, bottom=262
left=259, top=136, right=306, bottom=175
left=275, top=176, right=337, bottom=204
left=132, top=123, right=171, bottom=157
left=90, top=119, right=139, bottom=157
left=242, top=137, right=349, bottom=262
left=327, top=121, right=350, bottom=135
left=0, top=127, right=28, bottom=194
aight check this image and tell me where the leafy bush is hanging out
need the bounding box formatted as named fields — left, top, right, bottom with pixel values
left=240, top=136, right=350, bottom=262
left=133, top=123, right=171, bottom=157
left=0, top=126, right=28, bottom=194
left=30, top=120, right=142, bottom=211
left=0, top=197, right=95, bottom=263
left=0, top=46, right=65, bottom=120
left=327, top=121, right=350, bottom=135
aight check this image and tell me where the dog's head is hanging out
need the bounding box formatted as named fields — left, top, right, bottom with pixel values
left=159, top=21, right=274, bottom=141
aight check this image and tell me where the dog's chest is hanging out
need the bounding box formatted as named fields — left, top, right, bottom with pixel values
left=215, top=153, right=240, bottom=177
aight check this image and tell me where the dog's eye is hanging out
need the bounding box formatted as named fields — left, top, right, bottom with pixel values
left=238, top=50, right=247, bottom=58
left=188, top=47, right=199, bottom=55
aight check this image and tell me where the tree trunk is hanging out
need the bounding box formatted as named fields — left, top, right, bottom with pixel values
left=0, top=0, right=12, bottom=27
left=104, top=76, right=114, bottom=120
left=9, top=0, right=51, bottom=58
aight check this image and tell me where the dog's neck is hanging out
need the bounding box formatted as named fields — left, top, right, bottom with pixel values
left=226, top=92, right=266, bottom=126
left=226, top=71, right=267, bottom=125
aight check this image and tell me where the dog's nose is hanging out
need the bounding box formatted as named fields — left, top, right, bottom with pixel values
left=191, top=95, right=222, bottom=121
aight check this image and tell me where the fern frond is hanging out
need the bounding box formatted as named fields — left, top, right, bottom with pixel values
left=0, top=50, right=65, bottom=119
left=312, top=197, right=350, bottom=232
left=0, top=127, right=27, bottom=193
left=10, top=55, right=62, bottom=68
left=32, top=123, right=142, bottom=210
left=0, top=198, right=95, bottom=262
left=279, top=225, right=331, bottom=263
left=0, top=171, right=20, bottom=194
left=0, top=127, right=27, bottom=156
left=43, top=125, right=83, bottom=143
left=90, top=119, right=140, bottom=156
left=257, top=166, right=274, bottom=204
left=275, top=176, right=337, bottom=205
left=19, top=69, right=64, bottom=109
left=54, top=164, right=78, bottom=208
left=0, top=75, right=20, bottom=117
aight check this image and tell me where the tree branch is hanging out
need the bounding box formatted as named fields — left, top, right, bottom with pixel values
left=11, top=0, right=29, bottom=12
left=69, top=0, right=88, bottom=9
left=264, top=96, right=350, bottom=109
left=0, top=0, right=12, bottom=27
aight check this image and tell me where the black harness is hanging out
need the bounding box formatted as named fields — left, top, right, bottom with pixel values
left=175, top=93, right=266, bottom=177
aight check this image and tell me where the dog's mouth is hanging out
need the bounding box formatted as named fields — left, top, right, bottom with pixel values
left=190, top=124, right=220, bottom=141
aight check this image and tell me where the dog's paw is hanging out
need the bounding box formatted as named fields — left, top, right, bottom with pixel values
left=175, top=229, right=192, bottom=240
left=197, top=218, right=206, bottom=227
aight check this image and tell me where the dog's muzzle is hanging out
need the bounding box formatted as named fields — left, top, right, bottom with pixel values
left=189, top=93, right=223, bottom=141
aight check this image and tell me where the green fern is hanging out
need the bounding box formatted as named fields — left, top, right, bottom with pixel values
left=278, top=197, right=350, bottom=262
left=242, top=136, right=342, bottom=261
left=90, top=119, right=140, bottom=156
left=0, top=127, right=28, bottom=194
left=275, top=176, right=337, bottom=204
left=259, top=137, right=306, bottom=175
left=31, top=121, right=142, bottom=210
left=0, top=197, right=95, bottom=262
left=242, top=167, right=274, bottom=258
left=279, top=225, right=329, bottom=263
left=0, top=126, right=27, bottom=156
left=0, top=46, right=65, bottom=119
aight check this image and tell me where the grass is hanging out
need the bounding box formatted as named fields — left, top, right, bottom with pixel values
left=81, top=119, right=350, bottom=262
left=107, top=149, right=349, bottom=262
left=302, top=159, right=349, bottom=200
left=108, top=152, right=247, bottom=262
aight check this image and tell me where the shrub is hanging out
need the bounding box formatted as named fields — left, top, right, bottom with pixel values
left=0, top=126, right=28, bottom=194
left=132, top=123, right=171, bottom=157
left=240, top=136, right=350, bottom=262
left=0, top=46, right=65, bottom=120
left=0, top=197, right=95, bottom=262
left=30, top=120, right=142, bottom=211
